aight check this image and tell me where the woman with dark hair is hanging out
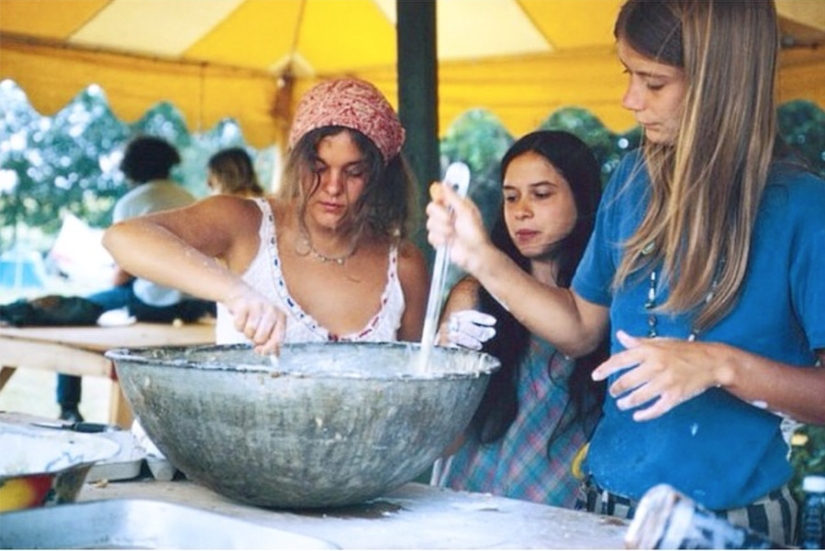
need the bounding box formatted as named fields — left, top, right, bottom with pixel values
left=427, top=0, right=824, bottom=544
left=431, top=130, right=607, bottom=507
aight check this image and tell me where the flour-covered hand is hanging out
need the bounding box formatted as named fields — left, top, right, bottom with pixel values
left=592, top=330, right=725, bottom=421
left=225, top=282, right=287, bottom=355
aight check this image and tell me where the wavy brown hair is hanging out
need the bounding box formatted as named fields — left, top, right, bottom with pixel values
left=614, top=0, right=779, bottom=333
left=277, top=126, right=419, bottom=248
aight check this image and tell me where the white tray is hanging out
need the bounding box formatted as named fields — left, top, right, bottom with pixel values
left=86, top=429, right=146, bottom=482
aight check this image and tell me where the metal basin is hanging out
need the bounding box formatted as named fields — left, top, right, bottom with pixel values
left=107, top=342, right=499, bottom=508
left=0, top=423, right=120, bottom=512
left=0, top=498, right=337, bottom=548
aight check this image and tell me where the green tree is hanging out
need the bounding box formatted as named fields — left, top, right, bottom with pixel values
left=540, top=107, right=641, bottom=185
left=42, top=85, right=130, bottom=230
left=778, top=100, right=825, bottom=178
left=440, top=109, right=514, bottom=232
left=0, top=80, right=269, bottom=257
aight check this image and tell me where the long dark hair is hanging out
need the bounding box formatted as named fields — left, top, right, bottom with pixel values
left=468, top=130, right=608, bottom=450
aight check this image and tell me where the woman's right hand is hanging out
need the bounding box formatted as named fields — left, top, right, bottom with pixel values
left=225, top=283, right=287, bottom=355
left=425, top=182, right=491, bottom=274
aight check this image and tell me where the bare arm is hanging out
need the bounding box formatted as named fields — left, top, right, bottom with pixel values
left=111, top=267, right=134, bottom=287
left=103, top=196, right=251, bottom=302
left=596, top=331, right=825, bottom=424
left=103, top=196, right=286, bottom=353
left=426, top=183, right=608, bottom=357
left=720, top=347, right=825, bottom=425
left=436, top=276, right=480, bottom=345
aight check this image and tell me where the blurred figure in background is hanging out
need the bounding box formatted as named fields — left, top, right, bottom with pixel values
left=57, top=136, right=215, bottom=422
left=207, top=147, right=265, bottom=198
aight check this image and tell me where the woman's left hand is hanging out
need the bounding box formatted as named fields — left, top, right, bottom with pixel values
left=592, top=330, right=725, bottom=421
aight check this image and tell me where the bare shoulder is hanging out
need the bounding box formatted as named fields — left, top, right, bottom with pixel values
left=192, top=194, right=262, bottom=220
left=394, top=239, right=429, bottom=341
left=395, top=240, right=429, bottom=305
left=170, top=195, right=264, bottom=255
left=222, top=194, right=265, bottom=217
left=396, top=240, right=428, bottom=276
left=194, top=195, right=268, bottom=267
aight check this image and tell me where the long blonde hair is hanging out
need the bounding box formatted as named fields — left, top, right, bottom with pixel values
left=614, top=0, right=779, bottom=332
left=208, top=147, right=264, bottom=197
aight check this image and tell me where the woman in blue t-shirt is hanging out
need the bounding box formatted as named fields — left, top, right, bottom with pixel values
left=425, top=0, right=825, bottom=546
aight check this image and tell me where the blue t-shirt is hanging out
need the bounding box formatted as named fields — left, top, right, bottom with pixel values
left=572, top=151, right=825, bottom=510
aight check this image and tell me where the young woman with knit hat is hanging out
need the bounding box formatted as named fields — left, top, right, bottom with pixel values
left=103, top=78, right=428, bottom=353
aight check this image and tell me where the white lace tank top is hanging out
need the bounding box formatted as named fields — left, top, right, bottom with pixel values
left=216, top=198, right=405, bottom=344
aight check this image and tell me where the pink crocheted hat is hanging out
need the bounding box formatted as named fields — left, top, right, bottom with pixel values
left=288, top=78, right=405, bottom=163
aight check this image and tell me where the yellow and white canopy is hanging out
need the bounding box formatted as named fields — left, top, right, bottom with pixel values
left=1, top=0, right=823, bottom=147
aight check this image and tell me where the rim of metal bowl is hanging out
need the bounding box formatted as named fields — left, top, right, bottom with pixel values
left=105, top=341, right=501, bottom=380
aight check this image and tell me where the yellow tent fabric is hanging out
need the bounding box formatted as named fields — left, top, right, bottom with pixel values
left=1, top=0, right=824, bottom=148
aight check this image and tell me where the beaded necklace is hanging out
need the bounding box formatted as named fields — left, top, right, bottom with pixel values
left=642, top=248, right=724, bottom=341
left=296, top=233, right=358, bottom=266
left=308, top=244, right=356, bottom=266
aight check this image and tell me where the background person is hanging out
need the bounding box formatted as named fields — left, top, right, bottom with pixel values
left=57, top=136, right=214, bottom=422
left=207, top=147, right=265, bottom=198
left=425, top=0, right=825, bottom=545
left=103, top=78, right=429, bottom=354
left=431, top=131, right=607, bottom=507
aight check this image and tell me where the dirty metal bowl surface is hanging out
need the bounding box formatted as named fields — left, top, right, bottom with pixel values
left=107, top=342, right=499, bottom=509
left=0, top=422, right=120, bottom=512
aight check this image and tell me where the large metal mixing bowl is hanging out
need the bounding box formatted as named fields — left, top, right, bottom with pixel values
left=107, top=342, right=499, bottom=509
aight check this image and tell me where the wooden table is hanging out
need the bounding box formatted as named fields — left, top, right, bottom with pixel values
left=0, top=322, right=215, bottom=427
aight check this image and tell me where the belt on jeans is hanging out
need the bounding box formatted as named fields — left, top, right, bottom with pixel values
left=579, top=478, right=638, bottom=519
left=580, top=480, right=795, bottom=539
left=595, top=488, right=637, bottom=518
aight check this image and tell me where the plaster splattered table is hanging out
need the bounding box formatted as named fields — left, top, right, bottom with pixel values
left=73, top=479, right=629, bottom=549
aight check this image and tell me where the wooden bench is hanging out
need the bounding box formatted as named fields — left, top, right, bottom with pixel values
left=0, top=322, right=215, bottom=427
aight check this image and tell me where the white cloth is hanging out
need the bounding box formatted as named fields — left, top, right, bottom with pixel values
left=442, top=310, right=496, bottom=351
left=113, top=179, right=196, bottom=306
left=216, top=198, right=405, bottom=344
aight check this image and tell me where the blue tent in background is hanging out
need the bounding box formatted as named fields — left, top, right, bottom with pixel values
left=0, top=248, right=47, bottom=290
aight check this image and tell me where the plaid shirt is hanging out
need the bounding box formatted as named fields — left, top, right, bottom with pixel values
left=433, top=335, right=591, bottom=508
